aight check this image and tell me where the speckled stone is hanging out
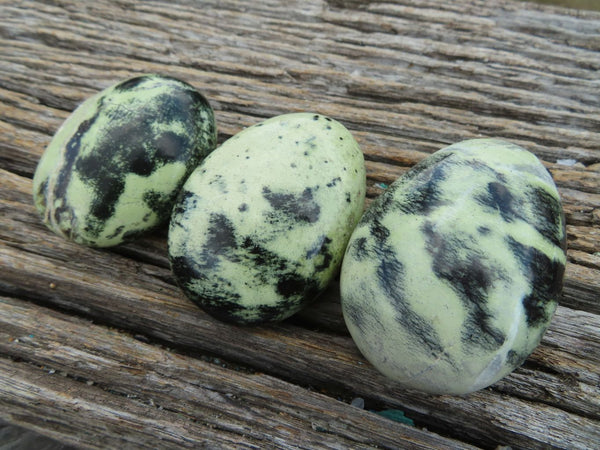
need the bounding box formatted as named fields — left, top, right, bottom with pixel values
left=169, top=113, right=366, bottom=324
left=33, top=74, right=217, bottom=247
left=340, top=138, right=567, bottom=395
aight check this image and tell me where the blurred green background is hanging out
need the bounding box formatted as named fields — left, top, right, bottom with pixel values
left=525, top=0, right=600, bottom=10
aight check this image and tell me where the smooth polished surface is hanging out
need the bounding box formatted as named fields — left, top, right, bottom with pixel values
left=169, top=113, right=366, bottom=324
left=341, top=139, right=567, bottom=394
left=33, top=74, right=216, bottom=247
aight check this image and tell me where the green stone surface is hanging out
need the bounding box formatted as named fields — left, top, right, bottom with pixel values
left=33, top=74, right=217, bottom=247
left=169, top=113, right=366, bottom=324
left=340, top=138, right=567, bottom=395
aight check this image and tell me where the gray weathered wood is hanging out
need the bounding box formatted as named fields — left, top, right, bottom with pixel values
left=2, top=296, right=474, bottom=450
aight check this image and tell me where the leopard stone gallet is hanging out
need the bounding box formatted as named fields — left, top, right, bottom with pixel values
left=169, top=113, right=366, bottom=325
left=340, top=138, right=567, bottom=395
left=33, top=74, right=216, bottom=247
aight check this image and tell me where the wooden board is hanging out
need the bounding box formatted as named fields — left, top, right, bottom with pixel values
left=1, top=0, right=599, bottom=448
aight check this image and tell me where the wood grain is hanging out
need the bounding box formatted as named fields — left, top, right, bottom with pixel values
left=1, top=0, right=599, bottom=448
left=2, top=296, right=474, bottom=450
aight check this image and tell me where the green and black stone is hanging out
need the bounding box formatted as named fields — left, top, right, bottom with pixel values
left=33, top=74, right=217, bottom=247
left=340, top=139, right=567, bottom=395
left=168, top=113, right=366, bottom=325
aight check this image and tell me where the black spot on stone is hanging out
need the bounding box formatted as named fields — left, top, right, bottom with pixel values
left=476, top=182, right=521, bottom=223
left=143, top=189, right=178, bottom=223
left=171, top=190, right=196, bottom=218
left=506, top=349, right=528, bottom=368
left=351, top=215, right=450, bottom=361
left=277, top=273, right=307, bottom=298
left=399, top=162, right=449, bottom=215
left=155, top=131, right=190, bottom=161
left=423, top=221, right=506, bottom=350
left=507, top=236, right=564, bottom=327
left=253, top=301, right=301, bottom=324
left=305, top=136, right=317, bottom=149
left=306, top=236, right=325, bottom=259
left=206, top=213, right=237, bottom=254
left=175, top=267, right=249, bottom=323
left=262, top=186, right=320, bottom=224
left=157, top=90, right=214, bottom=159
left=374, top=242, right=450, bottom=362
left=313, top=114, right=320, bottom=120
left=238, top=203, right=248, bottom=212
left=208, top=174, right=229, bottom=193
left=128, top=151, right=156, bottom=176
left=241, top=237, right=284, bottom=271
left=199, top=296, right=254, bottom=325
left=527, top=186, right=565, bottom=249
left=326, top=177, right=341, bottom=188
left=189, top=88, right=212, bottom=116
left=169, top=254, right=197, bottom=287
left=359, top=188, right=396, bottom=230
left=325, top=117, right=332, bottom=122
left=75, top=151, right=126, bottom=222
left=404, top=151, right=453, bottom=182
left=121, top=227, right=150, bottom=243
left=52, top=103, right=103, bottom=228
left=36, top=179, right=49, bottom=209
left=478, top=226, right=491, bottom=235
left=370, top=220, right=390, bottom=243
left=105, top=225, right=125, bottom=240
left=377, top=250, right=404, bottom=289
left=314, top=237, right=334, bottom=272
left=236, top=238, right=323, bottom=322
left=189, top=213, right=240, bottom=273
left=348, top=236, right=369, bottom=261
left=345, top=192, right=352, bottom=203
left=369, top=152, right=452, bottom=220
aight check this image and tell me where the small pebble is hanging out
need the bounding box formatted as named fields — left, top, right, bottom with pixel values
left=350, top=397, right=365, bottom=409
left=556, top=158, right=577, bottom=166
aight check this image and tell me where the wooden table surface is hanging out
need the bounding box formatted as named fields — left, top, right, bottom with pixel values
left=1, top=1, right=599, bottom=448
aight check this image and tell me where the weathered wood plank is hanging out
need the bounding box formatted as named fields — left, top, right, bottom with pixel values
left=0, top=359, right=265, bottom=450
left=1, top=1, right=600, bottom=164
left=2, top=296, right=473, bottom=450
